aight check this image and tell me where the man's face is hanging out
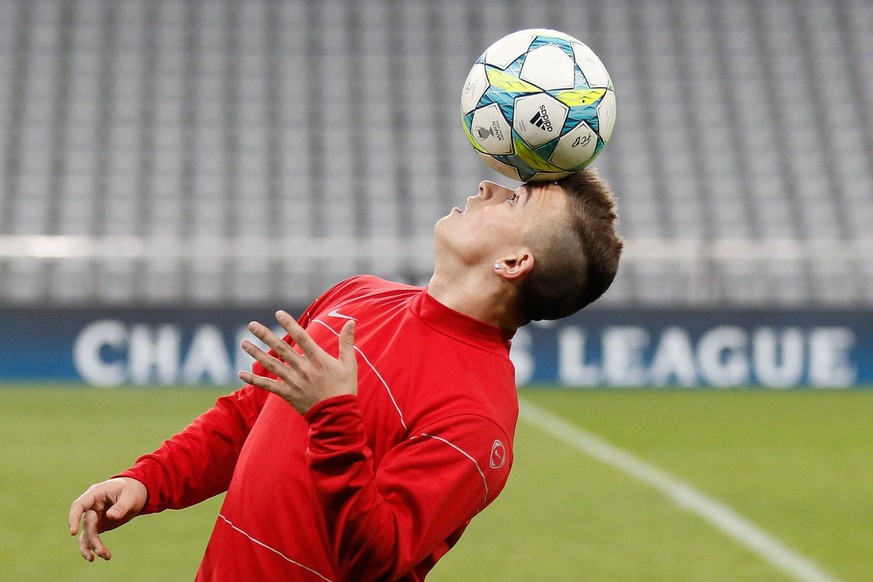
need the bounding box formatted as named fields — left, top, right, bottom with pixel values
left=434, top=180, right=569, bottom=269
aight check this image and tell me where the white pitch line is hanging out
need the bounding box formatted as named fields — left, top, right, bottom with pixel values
left=518, top=399, right=843, bottom=582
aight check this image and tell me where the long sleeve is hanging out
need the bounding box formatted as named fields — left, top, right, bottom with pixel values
left=116, top=383, right=269, bottom=514
left=304, top=394, right=513, bottom=582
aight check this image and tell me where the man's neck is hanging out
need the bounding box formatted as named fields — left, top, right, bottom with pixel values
left=426, top=271, right=523, bottom=331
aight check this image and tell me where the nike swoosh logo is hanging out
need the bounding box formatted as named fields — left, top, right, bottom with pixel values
left=327, top=309, right=356, bottom=321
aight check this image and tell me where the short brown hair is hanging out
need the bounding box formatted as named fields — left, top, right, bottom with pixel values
left=518, top=169, right=623, bottom=322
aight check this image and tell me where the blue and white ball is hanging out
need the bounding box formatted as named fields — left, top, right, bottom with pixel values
left=461, top=29, right=616, bottom=182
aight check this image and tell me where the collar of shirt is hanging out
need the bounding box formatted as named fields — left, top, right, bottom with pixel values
left=413, top=288, right=515, bottom=354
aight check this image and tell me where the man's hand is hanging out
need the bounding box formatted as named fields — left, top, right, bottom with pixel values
left=239, top=310, right=358, bottom=415
left=68, top=477, right=147, bottom=562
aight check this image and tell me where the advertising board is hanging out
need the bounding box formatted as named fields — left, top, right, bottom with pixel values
left=1, top=307, right=869, bottom=388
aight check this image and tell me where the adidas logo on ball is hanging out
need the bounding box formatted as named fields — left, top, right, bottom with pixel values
left=529, top=105, right=553, bottom=132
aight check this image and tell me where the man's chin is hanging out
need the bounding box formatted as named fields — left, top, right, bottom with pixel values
left=434, top=212, right=453, bottom=230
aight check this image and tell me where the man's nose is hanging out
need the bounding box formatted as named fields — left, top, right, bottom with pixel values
left=478, top=181, right=510, bottom=201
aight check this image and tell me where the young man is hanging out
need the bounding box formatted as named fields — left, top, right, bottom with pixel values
left=69, top=169, right=622, bottom=581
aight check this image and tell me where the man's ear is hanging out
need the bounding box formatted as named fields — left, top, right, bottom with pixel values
left=494, top=249, right=535, bottom=281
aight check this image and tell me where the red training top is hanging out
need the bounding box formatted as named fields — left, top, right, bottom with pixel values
left=118, top=276, right=519, bottom=581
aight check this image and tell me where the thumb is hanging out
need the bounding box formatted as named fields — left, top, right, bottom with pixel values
left=106, top=485, right=141, bottom=521
left=339, top=319, right=356, bottom=366
left=106, top=503, right=128, bottom=521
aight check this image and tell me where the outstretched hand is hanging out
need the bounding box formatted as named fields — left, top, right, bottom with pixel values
left=68, top=477, right=147, bottom=562
left=239, top=310, right=358, bottom=415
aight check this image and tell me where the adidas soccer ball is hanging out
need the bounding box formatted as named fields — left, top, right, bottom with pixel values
left=460, top=29, right=616, bottom=182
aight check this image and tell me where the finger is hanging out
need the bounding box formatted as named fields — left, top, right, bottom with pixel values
left=240, top=338, right=272, bottom=363
left=338, top=320, right=357, bottom=368
left=69, top=487, right=105, bottom=536
left=79, top=531, right=94, bottom=562
left=246, top=321, right=287, bottom=354
left=240, top=338, right=290, bottom=369
left=275, top=310, right=320, bottom=358
left=240, top=340, right=298, bottom=384
left=69, top=496, right=89, bottom=536
left=246, top=322, right=303, bottom=369
left=239, top=370, right=290, bottom=395
left=81, top=510, right=112, bottom=561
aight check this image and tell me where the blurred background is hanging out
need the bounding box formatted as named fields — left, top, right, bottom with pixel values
left=0, top=0, right=871, bottom=307
left=0, top=0, right=871, bottom=388
left=1, top=0, right=872, bottom=580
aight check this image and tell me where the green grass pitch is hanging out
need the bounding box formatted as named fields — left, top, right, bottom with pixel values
left=2, top=386, right=872, bottom=581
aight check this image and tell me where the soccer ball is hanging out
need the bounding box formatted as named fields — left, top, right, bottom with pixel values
left=460, top=29, right=616, bottom=182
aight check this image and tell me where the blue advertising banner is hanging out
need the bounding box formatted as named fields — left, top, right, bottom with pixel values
left=0, top=307, right=870, bottom=388
left=513, top=309, right=871, bottom=388
left=0, top=307, right=278, bottom=386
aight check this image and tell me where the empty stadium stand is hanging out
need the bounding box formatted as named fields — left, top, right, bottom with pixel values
left=0, top=0, right=871, bottom=307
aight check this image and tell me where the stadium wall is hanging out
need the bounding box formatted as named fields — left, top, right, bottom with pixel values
left=3, top=307, right=871, bottom=388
